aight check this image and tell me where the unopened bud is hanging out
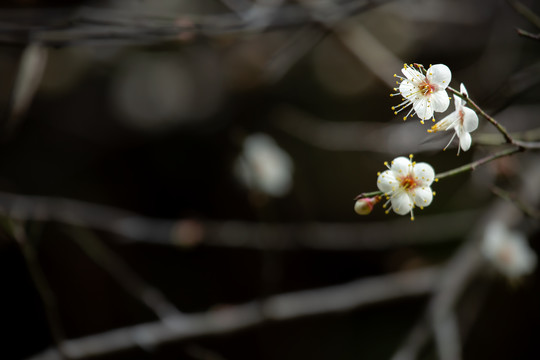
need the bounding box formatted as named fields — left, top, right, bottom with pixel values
left=354, top=196, right=381, bottom=215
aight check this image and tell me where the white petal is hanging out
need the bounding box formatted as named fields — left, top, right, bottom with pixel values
left=391, top=192, right=413, bottom=215
left=412, top=186, right=433, bottom=207
left=461, top=107, right=478, bottom=133
left=458, top=130, right=472, bottom=151
left=426, top=64, right=451, bottom=88
left=377, top=170, right=398, bottom=193
left=432, top=112, right=458, bottom=132
left=459, top=83, right=468, bottom=97
left=453, top=94, right=465, bottom=109
left=413, top=97, right=434, bottom=120
left=431, top=90, right=450, bottom=113
left=399, top=79, right=419, bottom=99
left=413, top=162, right=435, bottom=186
left=401, top=66, right=423, bottom=82
left=390, top=156, right=412, bottom=176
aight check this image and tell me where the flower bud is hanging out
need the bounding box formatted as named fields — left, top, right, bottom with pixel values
left=354, top=196, right=381, bottom=215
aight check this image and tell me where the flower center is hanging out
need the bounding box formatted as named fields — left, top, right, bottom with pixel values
left=399, top=175, right=418, bottom=190
left=419, top=81, right=435, bottom=96
left=458, top=109, right=465, bottom=125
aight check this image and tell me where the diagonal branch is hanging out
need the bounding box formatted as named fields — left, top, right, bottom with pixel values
left=26, top=265, right=441, bottom=360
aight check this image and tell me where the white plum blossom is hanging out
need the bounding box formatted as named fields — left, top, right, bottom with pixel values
left=376, top=154, right=436, bottom=220
left=481, top=222, right=537, bottom=280
left=428, top=83, right=478, bottom=154
left=391, top=63, right=452, bottom=123
left=234, top=133, right=294, bottom=197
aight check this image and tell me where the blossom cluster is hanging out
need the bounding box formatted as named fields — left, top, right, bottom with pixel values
left=355, top=63, right=482, bottom=219
left=353, top=62, right=536, bottom=278
left=392, top=64, right=478, bottom=153
left=353, top=61, right=537, bottom=284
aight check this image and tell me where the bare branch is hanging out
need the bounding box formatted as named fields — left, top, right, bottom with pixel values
left=0, top=190, right=478, bottom=250
left=26, top=265, right=441, bottom=360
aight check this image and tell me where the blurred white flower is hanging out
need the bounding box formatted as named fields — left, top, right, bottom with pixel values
left=481, top=222, right=537, bottom=280
left=428, top=83, right=478, bottom=154
left=391, top=63, right=451, bottom=123
left=234, top=133, right=293, bottom=197
left=377, top=154, right=436, bottom=220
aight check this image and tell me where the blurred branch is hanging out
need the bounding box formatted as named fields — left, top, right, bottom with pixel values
left=391, top=157, right=540, bottom=360
left=27, top=265, right=441, bottom=360
left=490, top=186, right=540, bottom=219
left=516, top=28, right=540, bottom=40
left=475, top=126, right=540, bottom=146
left=263, top=25, right=328, bottom=83
left=0, top=0, right=397, bottom=46
left=6, top=42, right=48, bottom=139
left=273, top=105, right=449, bottom=153
left=507, top=0, right=540, bottom=29
left=65, top=227, right=182, bottom=320
left=334, top=21, right=404, bottom=88
left=8, top=222, right=70, bottom=359
left=0, top=190, right=479, bottom=250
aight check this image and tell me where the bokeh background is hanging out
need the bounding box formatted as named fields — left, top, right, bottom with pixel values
left=1, top=0, right=540, bottom=359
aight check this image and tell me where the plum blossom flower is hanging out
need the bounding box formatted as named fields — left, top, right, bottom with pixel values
left=428, top=83, right=478, bottom=154
left=481, top=222, right=537, bottom=280
left=376, top=154, right=436, bottom=220
left=234, top=133, right=293, bottom=197
left=391, top=63, right=452, bottom=123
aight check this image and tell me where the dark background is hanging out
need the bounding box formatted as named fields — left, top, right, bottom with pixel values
left=0, top=0, right=540, bottom=359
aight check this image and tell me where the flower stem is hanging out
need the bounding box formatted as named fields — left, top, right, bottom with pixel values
left=447, top=86, right=515, bottom=145
left=355, top=190, right=383, bottom=199
left=435, top=147, right=522, bottom=180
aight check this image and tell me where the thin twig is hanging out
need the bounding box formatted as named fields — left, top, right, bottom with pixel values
left=490, top=186, right=540, bottom=219
left=435, top=147, right=523, bottom=180
left=516, top=28, right=540, bottom=40
left=356, top=147, right=525, bottom=199
left=447, top=86, right=515, bottom=145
